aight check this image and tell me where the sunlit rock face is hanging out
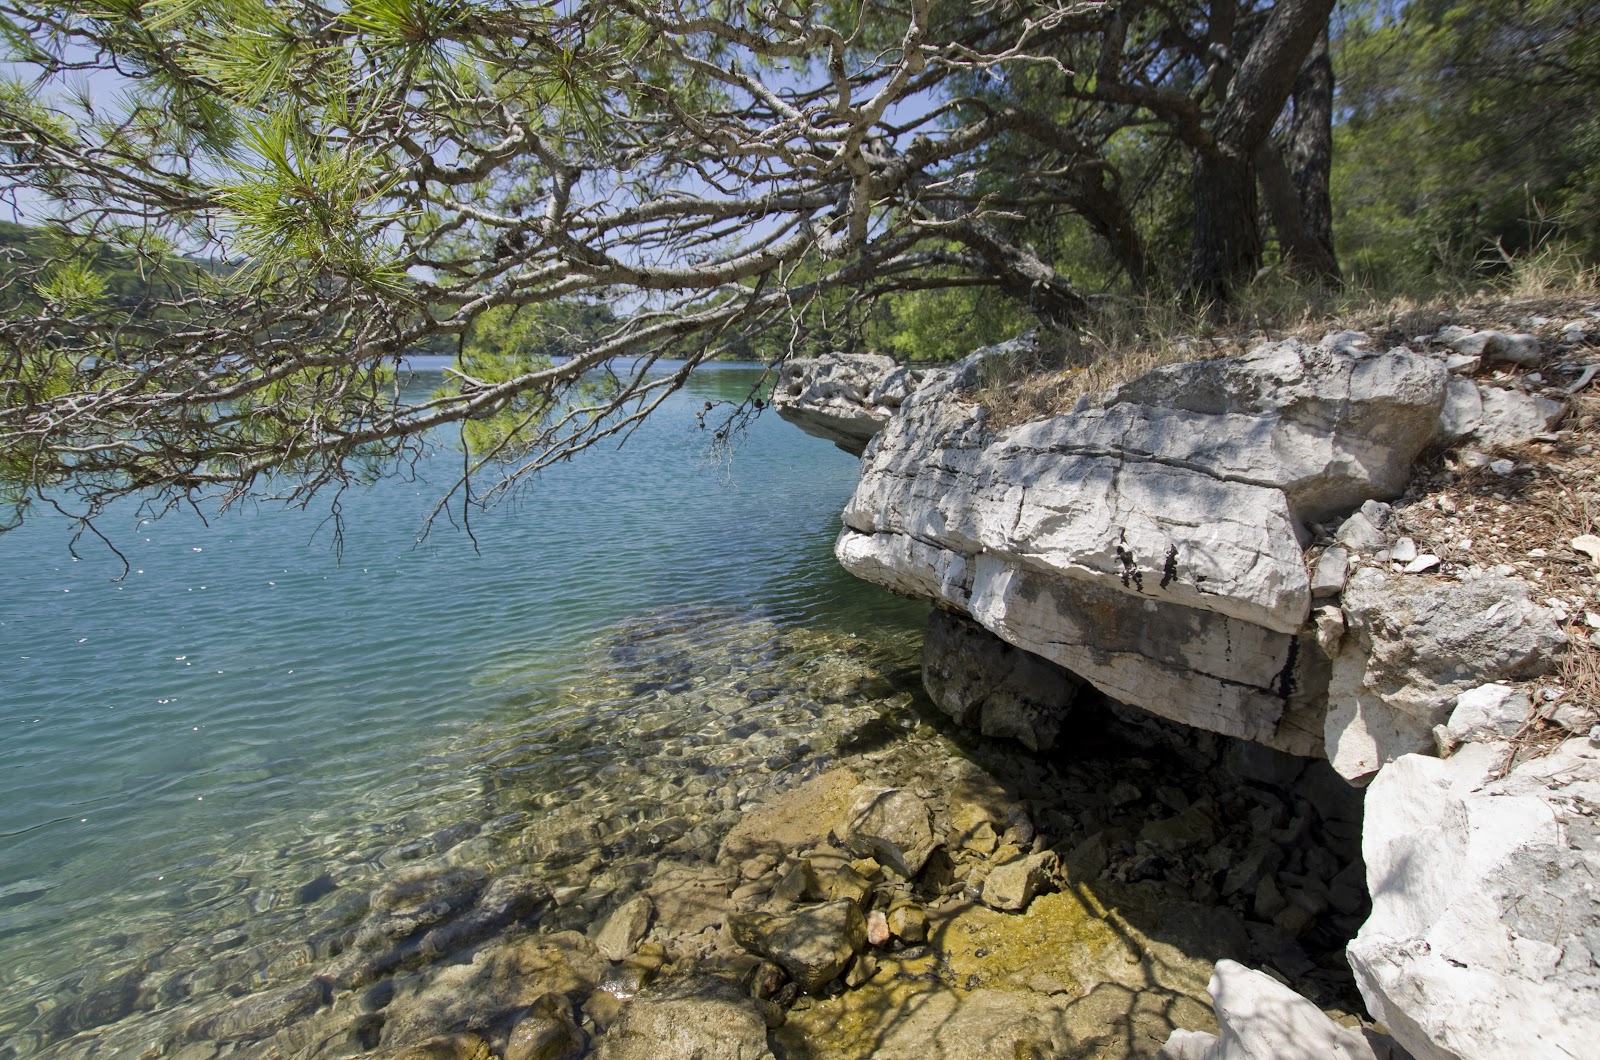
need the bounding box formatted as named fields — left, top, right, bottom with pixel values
left=836, top=335, right=1447, bottom=758
left=1349, top=739, right=1600, bottom=1060
left=770, top=352, right=924, bottom=456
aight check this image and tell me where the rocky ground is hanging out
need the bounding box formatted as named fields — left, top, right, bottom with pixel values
left=1305, top=300, right=1600, bottom=770
left=371, top=692, right=1373, bottom=1060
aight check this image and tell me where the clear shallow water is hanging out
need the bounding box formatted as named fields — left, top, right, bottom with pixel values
left=0, top=363, right=928, bottom=1054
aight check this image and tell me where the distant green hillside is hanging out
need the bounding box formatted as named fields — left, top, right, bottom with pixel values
left=0, top=220, right=222, bottom=316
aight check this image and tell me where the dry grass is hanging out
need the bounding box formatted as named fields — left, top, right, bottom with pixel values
left=977, top=267, right=1600, bottom=429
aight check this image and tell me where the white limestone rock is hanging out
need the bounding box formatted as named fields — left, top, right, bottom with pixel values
left=1446, top=684, right=1533, bottom=744
left=1157, top=960, right=1381, bottom=1060
left=962, top=556, right=1329, bottom=757
left=1325, top=569, right=1564, bottom=783
left=1438, top=376, right=1567, bottom=447
left=839, top=334, right=1446, bottom=757
left=1445, top=329, right=1542, bottom=366
left=1350, top=740, right=1600, bottom=1060
left=1311, top=547, right=1351, bottom=598
left=771, top=352, right=918, bottom=455
left=1336, top=511, right=1389, bottom=553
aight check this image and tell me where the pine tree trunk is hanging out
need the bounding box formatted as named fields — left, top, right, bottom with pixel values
left=1256, top=139, right=1341, bottom=281
left=1188, top=146, right=1261, bottom=307
left=1289, top=28, right=1339, bottom=280
left=1184, top=0, right=1337, bottom=302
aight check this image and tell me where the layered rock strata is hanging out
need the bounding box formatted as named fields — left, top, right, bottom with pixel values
left=837, top=334, right=1449, bottom=758
left=783, top=322, right=1595, bottom=1060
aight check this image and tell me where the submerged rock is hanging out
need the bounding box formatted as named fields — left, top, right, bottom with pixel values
left=504, top=993, right=585, bottom=1060
left=593, top=894, right=653, bottom=962
left=388, top=1033, right=493, bottom=1060
left=590, top=975, right=774, bottom=1060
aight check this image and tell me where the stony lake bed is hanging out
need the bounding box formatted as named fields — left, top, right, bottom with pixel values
left=4, top=602, right=1374, bottom=1060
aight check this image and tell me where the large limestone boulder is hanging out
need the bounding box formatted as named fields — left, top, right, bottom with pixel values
left=839, top=333, right=1444, bottom=756
left=1349, top=739, right=1600, bottom=1060
left=771, top=353, right=919, bottom=455
left=1326, top=570, right=1564, bottom=782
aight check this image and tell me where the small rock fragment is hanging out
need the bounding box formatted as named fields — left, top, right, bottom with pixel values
left=1491, top=332, right=1542, bottom=365
left=865, top=910, right=890, bottom=947
left=981, top=850, right=1059, bottom=912
left=1311, top=547, right=1351, bottom=598
left=1391, top=538, right=1419, bottom=564
left=1446, top=684, right=1533, bottom=743
left=1336, top=513, right=1388, bottom=552
left=730, top=900, right=866, bottom=993
left=1313, top=606, right=1346, bottom=656
left=1403, top=555, right=1441, bottom=574
left=1572, top=535, right=1600, bottom=564
left=886, top=902, right=928, bottom=944
left=844, top=954, right=878, bottom=989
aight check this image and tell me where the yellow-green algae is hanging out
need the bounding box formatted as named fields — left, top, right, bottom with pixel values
left=774, top=883, right=1219, bottom=1059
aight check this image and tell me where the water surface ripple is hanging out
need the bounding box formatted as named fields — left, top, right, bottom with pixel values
left=0, top=363, right=928, bottom=1055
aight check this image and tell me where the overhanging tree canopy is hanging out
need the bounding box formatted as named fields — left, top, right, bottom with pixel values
left=0, top=0, right=1336, bottom=543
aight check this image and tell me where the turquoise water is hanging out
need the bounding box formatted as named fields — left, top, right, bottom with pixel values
left=0, top=362, right=928, bottom=1054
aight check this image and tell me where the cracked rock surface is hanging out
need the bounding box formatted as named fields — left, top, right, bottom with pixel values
left=837, top=334, right=1446, bottom=757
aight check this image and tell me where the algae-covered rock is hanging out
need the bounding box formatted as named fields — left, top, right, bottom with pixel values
left=730, top=900, right=866, bottom=992
left=505, top=993, right=585, bottom=1060
left=842, top=787, right=935, bottom=878
left=590, top=975, right=775, bottom=1060
left=593, top=894, right=653, bottom=961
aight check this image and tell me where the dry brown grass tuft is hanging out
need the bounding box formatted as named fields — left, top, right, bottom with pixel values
left=977, top=273, right=1600, bottom=430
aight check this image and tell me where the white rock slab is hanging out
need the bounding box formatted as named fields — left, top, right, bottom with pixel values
left=1350, top=740, right=1600, bottom=1060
